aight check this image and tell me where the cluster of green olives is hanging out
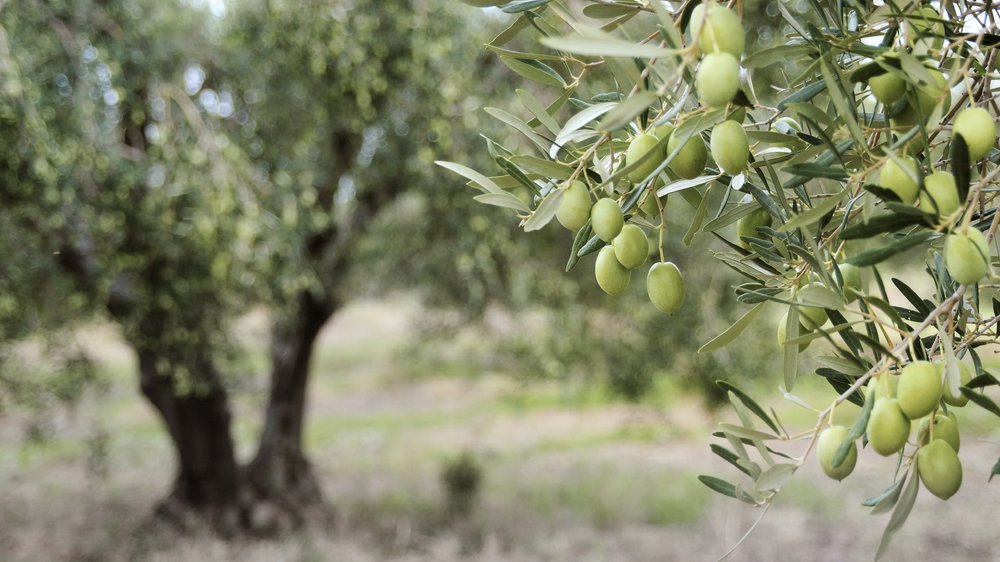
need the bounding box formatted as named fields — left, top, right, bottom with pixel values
left=691, top=2, right=745, bottom=109
left=818, top=359, right=970, bottom=500
left=555, top=179, right=685, bottom=314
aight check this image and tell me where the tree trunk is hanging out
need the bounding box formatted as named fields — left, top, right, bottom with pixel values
left=137, top=349, right=242, bottom=534
left=244, top=291, right=336, bottom=533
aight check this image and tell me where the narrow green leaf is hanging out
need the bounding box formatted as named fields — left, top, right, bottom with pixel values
left=517, top=89, right=561, bottom=134
left=777, top=81, right=827, bottom=110
left=710, top=444, right=754, bottom=477
left=510, top=155, right=574, bottom=179
left=523, top=188, right=563, bottom=231
left=846, top=232, right=936, bottom=266
left=599, top=90, right=660, bottom=131
left=719, top=423, right=779, bottom=441
left=875, top=469, right=919, bottom=560
left=565, top=220, right=592, bottom=272
left=864, top=477, right=905, bottom=511
left=473, top=192, right=530, bottom=212
left=779, top=190, right=847, bottom=232
left=699, top=302, right=767, bottom=354
left=717, top=379, right=780, bottom=434
left=698, top=475, right=738, bottom=499
left=500, top=56, right=566, bottom=88
left=833, top=390, right=873, bottom=469
left=502, top=0, right=552, bottom=13
left=960, top=388, right=1000, bottom=418
left=952, top=133, right=971, bottom=203
left=436, top=160, right=503, bottom=193
left=755, top=463, right=797, bottom=492
left=541, top=34, right=674, bottom=58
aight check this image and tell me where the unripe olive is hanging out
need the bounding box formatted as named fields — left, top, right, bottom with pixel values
left=653, top=123, right=674, bottom=142
left=626, top=134, right=662, bottom=183
left=917, top=412, right=960, bottom=453
left=613, top=224, right=649, bottom=269
left=726, top=106, right=746, bottom=123
left=556, top=180, right=592, bottom=231
left=595, top=245, right=631, bottom=296
left=879, top=155, right=919, bottom=204
left=817, top=425, right=857, bottom=481
left=867, top=397, right=911, bottom=456
left=839, top=263, right=862, bottom=301
left=776, top=312, right=811, bottom=351
left=666, top=133, right=708, bottom=180
left=647, top=261, right=685, bottom=314
left=897, top=361, right=943, bottom=419
left=941, top=361, right=972, bottom=407
left=893, top=68, right=949, bottom=128
left=869, top=69, right=906, bottom=105
left=944, top=228, right=991, bottom=286
left=952, top=107, right=997, bottom=161
left=591, top=198, right=624, bottom=242
left=690, top=2, right=745, bottom=57
left=867, top=373, right=898, bottom=401
left=710, top=120, right=749, bottom=175
left=639, top=191, right=662, bottom=217
left=736, top=207, right=772, bottom=249
left=918, top=171, right=960, bottom=217
left=696, top=53, right=740, bottom=108
left=796, top=282, right=829, bottom=329
left=917, top=439, right=963, bottom=499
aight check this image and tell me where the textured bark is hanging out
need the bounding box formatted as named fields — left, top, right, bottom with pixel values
left=243, top=291, right=336, bottom=532
left=137, top=349, right=242, bottom=533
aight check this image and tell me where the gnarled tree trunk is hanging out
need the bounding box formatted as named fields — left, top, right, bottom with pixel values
left=136, top=349, right=242, bottom=534
left=243, top=291, right=336, bottom=533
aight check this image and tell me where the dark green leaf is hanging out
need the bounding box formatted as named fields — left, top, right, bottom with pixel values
left=952, top=133, right=971, bottom=203
left=565, top=221, right=593, bottom=272
left=710, top=444, right=754, bottom=477
left=834, top=390, right=873, bottom=468
left=846, top=232, right=936, bottom=266
left=698, top=475, right=738, bottom=499
left=961, top=388, right=1000, bottom=418
left=717, top=380, right=781, bottom=434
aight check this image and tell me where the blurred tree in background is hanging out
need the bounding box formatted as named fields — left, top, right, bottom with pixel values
left=0, top=0, right=773, bottom=535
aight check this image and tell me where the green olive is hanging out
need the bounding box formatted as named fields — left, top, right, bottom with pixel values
left=736, top=207, right=772, bottom=249
left=944, top=228, right=991, bottom=286
left=653, top=123, right=674, bottom=142
left=639, top=190, right=664, bottom=217
left=776, top=311, right=811, bottom=351
left=879, top=155, right=919, bottom=205
left=625, top=133, right=662, bottom=183
left=796, top=282, right=829, bottom=330
left=666, top=132, right=708, bottom=180
left=696, top=53, right=740, bottom=108
left=690, top=2, right=745, bottom=57
left=726, top=106, right=746, bottom=123
left=897, top=360, right=943, bottom=419
left=817, top=425, right=857, bottom=481
left=591, top=198, right=624, bottom=242
left=613, top=224, right=649, bottom=269
left=870, top=69, right=906, bottom=105
left=952, top=107, right=997, bottom=161
left=867, top=374, right=898, bottom=402
left=710, top=120, right=749, bottom=175
left=595, top=245, right=631, bottom=296
left=893, top=68, right=949, bottom=128
left=867, top=397, right=911, bottom=456
left=839, top=263, right=862, bottom=301
left=941, top=361, right=972, bottom=407
left=917, top=439, right=963, bottom=499
left=647, top=261, right=685, bottom=314
left=918, top=171, right=960, bottom=217
left=917, top=412, right=960, bottom=453
left=556, top=180, right=592, bottom=231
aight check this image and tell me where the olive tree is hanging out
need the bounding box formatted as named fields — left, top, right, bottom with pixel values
left=0, top=0, right=508, bottom=532
left=447, top=0, right=1000, bottom=556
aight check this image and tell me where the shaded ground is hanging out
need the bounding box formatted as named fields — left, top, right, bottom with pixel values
left=1, top=298, right=998, bottom=561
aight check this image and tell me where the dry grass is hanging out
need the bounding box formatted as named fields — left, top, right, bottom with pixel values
left=1, top=298, right=999, bottom=561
